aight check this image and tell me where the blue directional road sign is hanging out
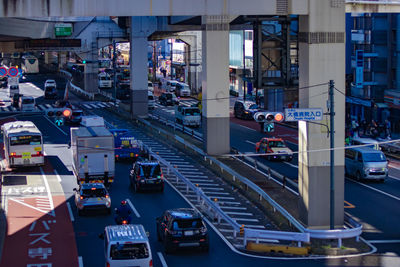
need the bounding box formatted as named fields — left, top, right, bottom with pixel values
left=55, top=118, right=64, bottom=126
left=8, top=67, right=18, bottom=77
left=0, top=67, right=7, bottom=77
left=285, top=108, right=323, bottom=121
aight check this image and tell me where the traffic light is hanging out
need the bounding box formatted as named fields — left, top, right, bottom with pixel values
left=45, top=108, right=72, bottom=126
left=253, top=112, right=285, bottom=123
left=82, top=60, right=86, bottom=64
left=264, top=122, right=275, bottom=133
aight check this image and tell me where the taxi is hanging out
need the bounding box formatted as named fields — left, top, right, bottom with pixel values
left=255, top=137, right=293, bottom=161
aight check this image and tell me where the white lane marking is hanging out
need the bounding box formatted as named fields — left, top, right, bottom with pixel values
left=284, top=161, right=298, bottom=169
left=40, top=167, right=55, bottom=217
left=78, top=256, right=84, bottom=267
left=54, top=169, right=62, bottom=182
left=238, top=124, right=257, bottom=132
left=29, top=221, right=37, bottom=231
left=225, top=211, right=254, bottom=216
left=246, top=140, right=257, bottom=145
left=157, top=252, right=168, bottom=267
left=44, top=115, right=68, bottom=136
left=388, top=175, right=400, bottom=182
left=352, top=180, right=400, bottom=201
left=66, top=202, right=75, bottom=222
left=367, top=240, right=400, bottom=244
left=126, top=198, right=141, bottom=218
left=234, top=218, right=259, bottom=222
left=83, top=104, right=92, bottom=109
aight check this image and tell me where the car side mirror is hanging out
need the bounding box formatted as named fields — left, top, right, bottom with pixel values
left=67, top=142, right=71, bottom=149
left=73, top=188, right=77, bottom=192
left=146, top=231, right=150, bottom=237
left=98, top=233, right=104, bottom=240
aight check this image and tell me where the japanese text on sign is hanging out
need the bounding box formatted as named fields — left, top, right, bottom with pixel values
left=284, top=108, right=323, bottom=121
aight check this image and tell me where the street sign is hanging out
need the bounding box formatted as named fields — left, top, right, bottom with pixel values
left=264, top=122, right=275, bottom=133
left=8, top=77, right=18, bottom=86
left=55, top=23, right=73, bottom=37
left=0, top=67, right=7, bottom=77
left=8, top=67, right=18, bottom=77
left=285, top=108, right=323, bottom=121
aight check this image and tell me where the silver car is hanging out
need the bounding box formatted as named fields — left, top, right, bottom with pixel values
left=74, top=183, right=111, bottom=215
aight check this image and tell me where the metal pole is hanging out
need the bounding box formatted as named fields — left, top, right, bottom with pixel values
left=243, top=30, right=246, bottom=101
left=329, top=80, right=335, bottom=230
left=112, top=40, right=117, bottom=104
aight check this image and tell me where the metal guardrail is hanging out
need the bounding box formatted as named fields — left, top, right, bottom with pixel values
left=148, top=113, right=203, bottom=141
left=138, top=118, right=311, bottom=247
left=59, top=69, right=95, bottom=100
left=137, top=114, right=363, bottom=247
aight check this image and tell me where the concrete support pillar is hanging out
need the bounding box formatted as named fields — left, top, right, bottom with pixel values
left=130, top=17, right=156, bottom=118
left=84, top=61, right=98, bottom=94
left=298, top=1, right=345, bottom=228
left=201, top=16, right=230, bottom=155
left=59, top=52, right=67, bottom=69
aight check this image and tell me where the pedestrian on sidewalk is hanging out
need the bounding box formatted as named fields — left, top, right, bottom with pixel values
left=371, top=120, right=379, bottom=138
left=361, top=119, right=367, bottom=136
left=351, top=119, right=359, bottom=138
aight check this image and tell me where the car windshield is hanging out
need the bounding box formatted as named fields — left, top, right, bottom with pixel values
left=148, top=82, right=153, bottom=87
left=22, top=98, right=34, bottom=104
left=81, top=188, right=107, bottom=198
left=110, top=243, right=149, bottom=260
left=184, top=108, right=200, bottom=116
left=362, top=153, right=386, bottom=162
left=139, top=164, right=161, bottom=177
left=165, top=94, right=172, bottom=99
left=269, top=141, right=286, bottom=148
left=148, top=95, right=154, bottom=100
left=172, top=219, right=203, bottom=230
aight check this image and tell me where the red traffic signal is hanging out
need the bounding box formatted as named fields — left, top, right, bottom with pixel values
left=45, top=108, right=72, bottom=118
left=63, top=109, right=72, bottom=117
left=254, top=112, right=284, bottom=123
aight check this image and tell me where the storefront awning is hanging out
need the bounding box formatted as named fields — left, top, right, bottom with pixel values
left=346, top=96, right=371, bottom=107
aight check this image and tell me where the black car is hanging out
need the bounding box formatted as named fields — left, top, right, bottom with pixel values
left=233, top=100, right=259, bottom=120
left=55, top=100, right=73, bottom=109
left=12, top=93, right=21, bottom=107
left=44, top=85, right=57, bottom=99
left=116, top=84, right=131, bottom=100
left=159, top=92, right=179, bottom=106
left=156, top=208, right=209, bottom=253
left=129, top=159, right=164, bottom=192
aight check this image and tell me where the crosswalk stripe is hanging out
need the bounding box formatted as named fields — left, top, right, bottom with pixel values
left=89, top=103, right=100, bottom=108
left=97, top=103, right=106, bottom=108
left=83, top=104, right=93, bottom=109
left=37, top=105, right=46, bottom=111
left=45, top=104, right=53, bottom=108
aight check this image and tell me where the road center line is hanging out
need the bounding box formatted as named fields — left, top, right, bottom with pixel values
left=66, top=202, right=75, bottom=222
left=44, top=115, right=68, bottom=136
left=284, top=161, right=298, bottom=168
left=352, top=180, right=400, bottom=201
left=237, top=124, right=257, bottom=132
left=126, top=198, right=141, bottom=218
left=388, top=175, right=400, bottom=182
left=157, top=252, right=168, bottom=267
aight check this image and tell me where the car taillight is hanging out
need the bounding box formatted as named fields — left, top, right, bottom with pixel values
left=105, top=194, right=109, bottom=198
left=106, top=262, right=110, bottom=267
left=10, top=152, right=16, bottom=157
left=80, top=196, right=84, bottom=200
left=136, top=175, right=141, bottom=180
left=122, top=220, right=128, bottom=225
left=149, top=259, right=153, bottom=267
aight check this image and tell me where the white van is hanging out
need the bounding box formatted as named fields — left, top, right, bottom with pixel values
left=101, top=224, right=153, bottom=267
left=19, top=96, right=35, bottom=111
left=166, top=80, right=178, bottom=92
left=175, top=82, right=191, bottom=97
left=148, top=91, right=155, bottom=109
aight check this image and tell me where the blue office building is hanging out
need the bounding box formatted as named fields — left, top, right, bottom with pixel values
left=346, top=13, right=400, bottom=131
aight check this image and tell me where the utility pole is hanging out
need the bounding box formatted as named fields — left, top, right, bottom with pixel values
left=152, top=41, right=157, bottom=83
left=112, top=40, right=117, bottom=105
left=329, top=80, right=335, bottom=230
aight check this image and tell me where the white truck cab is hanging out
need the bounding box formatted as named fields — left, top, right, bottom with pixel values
left=175, top=105, right=201, bottom=127
left=101, top=224, right=153, bottom=267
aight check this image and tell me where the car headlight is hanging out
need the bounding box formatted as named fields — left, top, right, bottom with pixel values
left=140, top=179, right=145, bottom=183
left=364, top=167, right=370, bottom=173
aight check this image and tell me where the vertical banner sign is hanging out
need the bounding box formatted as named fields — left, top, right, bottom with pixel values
left=355, top=50, right=364, bottom=89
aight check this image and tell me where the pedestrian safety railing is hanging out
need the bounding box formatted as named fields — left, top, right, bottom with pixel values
left=138, top=119, right=311, bottom=247
left=148, top=113, right=203, bottom=141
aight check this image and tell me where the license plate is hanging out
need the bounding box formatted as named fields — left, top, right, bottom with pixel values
left=147, top=180, right=154, bottom=184
left=22, top=152, right=31, bottom=159
left=184, top=230, right=194, bottom=236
